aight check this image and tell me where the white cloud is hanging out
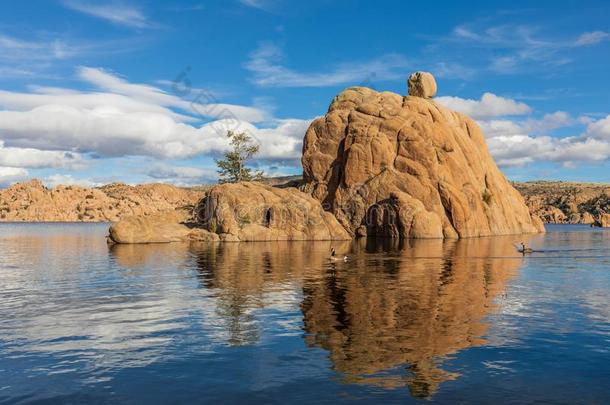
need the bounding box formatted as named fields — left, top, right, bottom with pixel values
left=436, top=92, right=610, bottom=169
left=0, top=167, right=29, bottom=187
left=0, top=108, right=307, bottom=161
left=487, top=134, right=555, bottom=167
left=586, top=115, right=610, bottom=139
left=478, top=111, right=610, bottom=168
left=239, top=0, right=275, bottom=11
left=0, top=66, right=310, bottom=177
left=0, top=33, right=81, bottom=78
left=245, top=42, right=409, bottom=87
left=44, top=174, right=101, bottom=188
left=549, top=137, right=610, bottom=163
left=433, top=62, right=475, bottom=80
left=525, top=111, right=574, bottom=133
left=479, top=119, right=524, bottom=138
left=62, top=0, right=150, bottom=28
left=79, top=66, right=179, bottom=106
left=575, top=31, right=609, bottom=46
left=10, top=67, right=267, bottom=124
left=490, top=56, right=519, bottom=74
left=76, top=66, right=267, bottom=122
left=436, top=92, right=532, bottom=119
left=0, top=86, right=191, bottom=123
left=0, top=141, right=84, bottom=169
left=0, top=34, right=74, bottom=63
left=166, top=3, right=205, bottom=12
left=449, top=24, right=609, bottom=74
left=247, top=118, right=311, bottom=159
left=0, top=33, right=148, bottom=79
left=0, top=67, right=37, bottom=78
left=146, top=163, right=217, bottom=185
left=478, top=111, right=575, bottom=139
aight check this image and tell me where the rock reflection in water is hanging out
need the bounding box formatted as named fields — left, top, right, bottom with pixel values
left=109, top=235, right=527, bottom=397
left=302, top=237, right=523, bottom=398
left=187, top=241, right=350, bottom=346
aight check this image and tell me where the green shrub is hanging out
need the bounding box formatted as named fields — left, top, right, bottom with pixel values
left=482, top=189, right=493, bottom=205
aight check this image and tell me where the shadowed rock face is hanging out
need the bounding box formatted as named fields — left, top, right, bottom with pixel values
left=301, top=86, right=544, bottom=238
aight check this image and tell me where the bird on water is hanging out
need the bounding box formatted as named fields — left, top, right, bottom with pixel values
left=518, top=242, right=534, bottom=255
left=330, top=248, right=348, bottom=262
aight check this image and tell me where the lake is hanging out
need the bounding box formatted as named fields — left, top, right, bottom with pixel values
left=0, top=223, right=609, bottom=404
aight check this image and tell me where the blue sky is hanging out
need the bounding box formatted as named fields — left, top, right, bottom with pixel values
left=0, top=0, right=609, bottom=187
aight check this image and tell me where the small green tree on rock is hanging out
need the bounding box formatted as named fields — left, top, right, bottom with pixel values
left=215, top=130, right=264, bottom=183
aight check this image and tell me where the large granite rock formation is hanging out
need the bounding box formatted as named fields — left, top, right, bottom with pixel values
left=195, top=182, right=350, bottom=241
left=107, top=72, right=543, bottom=243
left=301, top=85, right=544, bottom=238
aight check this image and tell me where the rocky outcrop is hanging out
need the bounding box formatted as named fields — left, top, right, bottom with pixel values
left=593, top=213, right=610, bottom=228
left=0, top=179, right=203, bottom=222
left=105, top=73, right=545, bottom=243
left=108, top=210, right=219, bottom=244
left=108, top=181, right=350, bottom=243
left=301, top=86, right=544, bottom=238
left=195, top=182, right=350, bottom=241
left=514, top=181, right=610, bottom=225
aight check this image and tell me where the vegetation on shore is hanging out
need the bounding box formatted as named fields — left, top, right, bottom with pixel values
left=215, top=131, right=263, bottom=184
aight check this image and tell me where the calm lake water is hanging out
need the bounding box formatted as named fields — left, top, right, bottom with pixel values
left=0, top=223, right=609, bottom=404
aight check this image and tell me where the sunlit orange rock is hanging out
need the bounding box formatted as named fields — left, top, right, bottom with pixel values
left=301, top=81, right=544, bottom=238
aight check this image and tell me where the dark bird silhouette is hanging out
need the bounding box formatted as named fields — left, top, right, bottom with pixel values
left=330, top=248, right=348, bottom=262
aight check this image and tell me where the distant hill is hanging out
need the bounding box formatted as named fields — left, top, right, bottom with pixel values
left=0, top=179, right=202, bottom=222
left=513, top=181, right=610, bottom=225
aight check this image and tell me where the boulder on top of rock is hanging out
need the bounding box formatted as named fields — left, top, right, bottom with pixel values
left=301, top=82, right=544, bottom=239
left=194, top=182, right=350, bottom=242
left=408, top=71, right=437, bottom=98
